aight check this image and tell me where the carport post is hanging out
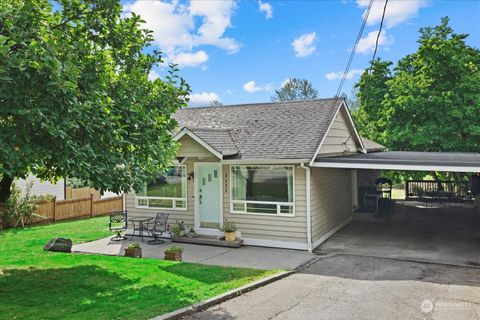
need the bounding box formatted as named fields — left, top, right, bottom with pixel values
left=300, top=163, right=312, bottom=252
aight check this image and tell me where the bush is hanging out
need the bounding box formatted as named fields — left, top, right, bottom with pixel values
left=164, top=246, right=184, bottom=254
left=220, top=219, right=237, bottom=232
left=0, top=182, right=44, bottom=228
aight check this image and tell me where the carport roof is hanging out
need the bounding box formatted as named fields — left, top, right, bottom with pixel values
left=313, top=151, right=480, bottom=172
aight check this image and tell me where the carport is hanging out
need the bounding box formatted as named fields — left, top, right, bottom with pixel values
left=312, top=151, right=480, bottom=267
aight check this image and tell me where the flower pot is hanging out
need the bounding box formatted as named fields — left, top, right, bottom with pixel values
left=178, top=230, right=186, bottom=237
left=124, top=247, right=142, bottom=258
left=164, top=251, right=182, bottom=261
left=224, top=231, right=236, bottom=242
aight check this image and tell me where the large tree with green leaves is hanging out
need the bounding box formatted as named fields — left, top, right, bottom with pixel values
left=352, top=58, right=392, bottom=144
left=355, top=17, right=480, bottom=153
left=0, top=0, right=190, bottom=204
left=271, top=78, right=318, bottom=102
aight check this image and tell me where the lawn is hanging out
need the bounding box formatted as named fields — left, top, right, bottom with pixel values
left=0, top=217, right=276, bottom=320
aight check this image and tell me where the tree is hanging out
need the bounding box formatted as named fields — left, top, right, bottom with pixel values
left=271, top=78, right=318, bottom=102
left=0, top=0, right=190, bottom=204
left=209, top=100, right=223, bottom=107
left=354, top=17, right=480, bottom=152
left=382, top=17, right=480, bottom=153
left=352, top=58, right=393, bottom=144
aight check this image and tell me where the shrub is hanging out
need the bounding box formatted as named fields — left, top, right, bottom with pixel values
left=1, top=182, right=43, bottom=228
left=220, top=219, right=237, bottom=232
left=164, top=246, right=184, bottom=254
left=127, top=242, right=141, bottom=249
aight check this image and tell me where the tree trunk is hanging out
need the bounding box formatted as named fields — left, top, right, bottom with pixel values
left=0, top=175, right=14, bottom=204
left=431, top=171, right=444, bottom=191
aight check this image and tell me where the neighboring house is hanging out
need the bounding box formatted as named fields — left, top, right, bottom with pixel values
left=126, top=97, right=480, bottom=251
left=16, top=175, right=66, bottom=200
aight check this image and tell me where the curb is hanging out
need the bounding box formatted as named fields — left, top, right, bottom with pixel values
left=153, top=256, right=320, bottom=320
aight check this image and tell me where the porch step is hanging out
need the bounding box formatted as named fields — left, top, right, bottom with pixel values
left=171, top=235, right=243, bottom=248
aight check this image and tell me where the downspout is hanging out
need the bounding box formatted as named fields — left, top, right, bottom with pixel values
left=300, top=163, right=312, bottom=252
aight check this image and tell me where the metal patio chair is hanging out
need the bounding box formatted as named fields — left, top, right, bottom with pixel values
left=109, top=210, right=128, bottom=241
left=146, top=213, right=169, bottom=244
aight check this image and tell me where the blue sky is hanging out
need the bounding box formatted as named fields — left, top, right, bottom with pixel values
left=123, top=0, right=480, bottom=107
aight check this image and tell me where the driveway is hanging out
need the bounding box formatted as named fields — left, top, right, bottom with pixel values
left=183, top=255, right=480, bottom=320
left=316, top=202, right=480, bottom=267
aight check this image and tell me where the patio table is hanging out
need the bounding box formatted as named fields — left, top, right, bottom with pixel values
left=129, top=216, right=153, bottom=242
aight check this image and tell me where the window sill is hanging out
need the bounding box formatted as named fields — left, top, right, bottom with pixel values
left=230, top=211, right=295, bottom=218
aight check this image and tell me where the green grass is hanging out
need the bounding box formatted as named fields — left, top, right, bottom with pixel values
left=0, top=217, right=276, bottom=320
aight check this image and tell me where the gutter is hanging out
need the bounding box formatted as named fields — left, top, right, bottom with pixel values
left=299, top=163, right=312, bottom=253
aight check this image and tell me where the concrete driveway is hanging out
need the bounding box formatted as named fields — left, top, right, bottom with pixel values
left=316, top=202, right=480, bottom=267
left=73, top=236, right=315, bottom=270
left=183, top=255, right=480, bottom=320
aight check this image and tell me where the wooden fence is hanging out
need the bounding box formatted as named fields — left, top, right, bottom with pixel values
left=65, top=187, right=101, bottom=200
left=30, top=195, right=124, bottom=225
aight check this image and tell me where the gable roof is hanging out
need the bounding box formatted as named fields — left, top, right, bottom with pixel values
left=361, top=137, right=387, bottom=153
left=173, top=98, right=356, bottom=161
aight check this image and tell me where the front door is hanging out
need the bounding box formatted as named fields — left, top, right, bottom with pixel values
left=196, top=163, right=222, bottom=229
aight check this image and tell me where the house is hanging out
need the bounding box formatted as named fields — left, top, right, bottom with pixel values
left=125, top=98, right=480, bottom=252
left=126, top=98, right=364, bottom=251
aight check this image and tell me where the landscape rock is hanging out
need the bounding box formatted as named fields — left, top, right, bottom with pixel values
left=43, top=238, right=72, bottom=253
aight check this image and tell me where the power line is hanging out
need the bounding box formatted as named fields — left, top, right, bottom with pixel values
left=364, top=0, right=389, bottom=90
left=334, top=0, right=374, bottom=98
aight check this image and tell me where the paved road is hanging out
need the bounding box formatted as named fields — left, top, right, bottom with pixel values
left=182, top=255, right=480, bottom=320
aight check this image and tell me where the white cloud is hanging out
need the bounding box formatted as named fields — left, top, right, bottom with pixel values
left=357, top=30, right=393, bottom=54
left=148, top=69, right=160, bottom=81
left=243, top=81, right=273, bottom=93
left=123, top=0, right=239, bottom=69
left=292, top=32, right=316, bottom=58
left=171, top=51, right=208, bottom=67
left=357, top=0, right=427, bottom=29
left=325, top=69, right=364, bottom=80
left=188, top=92, right=221, bottom=107
left=258, top=0, right=273, bottom=19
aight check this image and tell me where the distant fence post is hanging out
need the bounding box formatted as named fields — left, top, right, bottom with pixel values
left=53, top=196, right=57, bottom=222
left=90, top=193, right=94, bottom=218
left=405, top=182, right=409, bottom=200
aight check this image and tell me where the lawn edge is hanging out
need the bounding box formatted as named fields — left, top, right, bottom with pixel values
left=153, top=256, right=320, bottom=320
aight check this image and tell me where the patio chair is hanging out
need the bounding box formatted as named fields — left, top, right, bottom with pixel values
left=146, top=213, right=169, bottom=244
left=109, top=210, right=128, bottom=241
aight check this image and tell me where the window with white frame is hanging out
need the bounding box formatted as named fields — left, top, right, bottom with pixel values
left=230, top=165, right=294, bottom=215
left=136, top=165, right=187, bottom=210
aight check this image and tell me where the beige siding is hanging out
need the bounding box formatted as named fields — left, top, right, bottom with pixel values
left=318, top=109, right=358, bottom=156
left=177, top=135, right=217, bottom=158
left=224, top=165, right=307, bottom=244
left=310, top=168, right=353, bottom=244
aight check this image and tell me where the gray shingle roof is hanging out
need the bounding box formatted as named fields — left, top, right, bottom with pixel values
left=361, top=137, right=386, bottom=152
left=188, top=128, right=239, bottom=156
left=173, top=98, right=344, bottom=160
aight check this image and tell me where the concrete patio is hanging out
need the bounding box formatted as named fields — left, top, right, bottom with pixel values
left=73, top=236, right=316, bottom=270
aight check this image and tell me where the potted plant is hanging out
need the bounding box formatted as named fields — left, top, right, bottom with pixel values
left=187, top=226, right=197, bottom=238
left=220, top=219, right=237, bottom=242
left=171, top=221, right=186, bottom=237
left=164, top=246, right=184, bottom=261
left=124, top=242, right=142, bottom=258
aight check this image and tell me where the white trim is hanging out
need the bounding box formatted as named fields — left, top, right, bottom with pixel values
left=194, top=162, right=224, bottom=231
left=305, top=166, right=312, bottom=252
left=222, top=159, right=309, bottom=164
left=242, top=238, right=308, bottom=250
left=174, top=128, right=223, bottom=159
left=196, top=228, right=222, bottom=237
left=309, top=101, right=365, bottom=166
left=312, top=217, right=352, bottom=250
left=312, top=161, right=480, bottom=173
left=229, top=165, right=296, bottom=217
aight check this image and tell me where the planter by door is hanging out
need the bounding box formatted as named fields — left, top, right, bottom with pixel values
left=196, top=163, right=222, bottom=230
left=224, top=231, right=236, bottom=241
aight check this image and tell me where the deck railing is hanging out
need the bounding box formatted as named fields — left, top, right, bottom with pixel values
left=405, top=180, right=470, bottom=200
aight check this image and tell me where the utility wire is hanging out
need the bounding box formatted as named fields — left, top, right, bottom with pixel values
left=334, top=0, right=374, bottom=98
left=364, top=0, right=389, bottom=92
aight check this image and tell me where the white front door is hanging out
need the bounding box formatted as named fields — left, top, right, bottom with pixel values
left=196, top=163, right=222, bottom=229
